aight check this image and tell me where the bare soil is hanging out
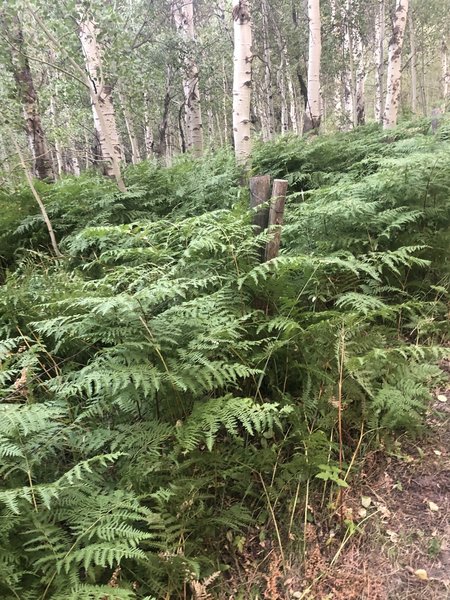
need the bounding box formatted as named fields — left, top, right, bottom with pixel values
left=295, top=363, right=450, bottom=600
left=219, top=364, right=450, bottom=600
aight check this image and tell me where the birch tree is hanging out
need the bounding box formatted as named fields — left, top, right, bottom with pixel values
left=7, top=15, right=54, bottom=180
left=173, top=0, right=203, bottom=157
left=408, top=7, right=418, bottom=113
left=232, top=0, right=252, bottom=165
left=118, top=89, right=141, bottom=165
left=374, top=0, right=385, bottom=123
left=442, top=37, right=449, bottom=106
left=304, top=0, right=322, bottom=132
left=78, top=11, right=125, bottom=189
left=383, top=0, right=409, bottom=129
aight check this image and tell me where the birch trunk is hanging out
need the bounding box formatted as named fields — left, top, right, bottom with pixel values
left=261, top=0, right=274, bottom=140
left=173, top=0, right=203, bottom=157
left=274, top=27, right=300, bottom=135
left=278, top=64, right=289, bottom=134
left=304, top=0, right=322, bottom=132
left=442, top=37, right=449, bottom=106
left=232, top=0, right=252, bottom=165
left=157, top=67, right=172, bottom=160
left=383, top=0, right=409, bottom=129
left=408, top=8, right=417, bottom=113
left=118, top=90, right=141, bottom=164
left=49, top=96, right=63, bottom=177
left=222, top=59, right=230, bottom=144
left=285, top=59, right=300, bottom=134
left=78, top=14, right=125, bottom=190
left=70, top=152, right=81, bottom=176
left=143, top=93, right=154, bottom=159
left=343, top=1, right=356, bottom=129
left=330, top=0, right=344, bottom=127
left=354, top=30, right=366, bottom=125
left=9, top=16, right=54, bottom=181
left=374, top=0, right=385, bottom=123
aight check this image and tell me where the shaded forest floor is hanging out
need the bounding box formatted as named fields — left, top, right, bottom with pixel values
left=223, top=364, right=450, bottom=600
left=294, top=367, right=449, bottom=600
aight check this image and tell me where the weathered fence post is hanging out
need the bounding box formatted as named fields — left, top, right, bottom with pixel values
left=249, top=175, right=271, bottom=232
left=265, top=179, right=288, bottom=261
left=249, top=175, right=271, bottom=262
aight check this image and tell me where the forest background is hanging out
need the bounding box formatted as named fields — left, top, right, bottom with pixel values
left=0, top=1, right=449, bottom=599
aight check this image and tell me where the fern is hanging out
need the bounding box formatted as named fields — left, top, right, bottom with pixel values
left=0, top=121, right=448, bottom=598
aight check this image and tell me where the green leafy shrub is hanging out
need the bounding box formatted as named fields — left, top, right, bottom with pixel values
left=0, top=120, right=448, bottom=598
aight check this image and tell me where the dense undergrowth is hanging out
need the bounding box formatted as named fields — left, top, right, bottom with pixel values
left=0, top=120, right=449, bottom=599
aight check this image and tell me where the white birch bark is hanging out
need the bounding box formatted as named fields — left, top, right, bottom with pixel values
left=222, top=59, right=230, bottom=145
left=118, top=89, right=141, bottom=164
left=143, top=92, right=154, bottom=159
left=408, top=8, right=417, bottom=113
left=71, top=153, right=81, bottom=176
left=285, top=56, right=300, bottom=135
left=278, top=59, right=289, bottom=134
left=383, top=0, right=409, bottom=130
left=442, top=37, right=449, bottom=106
left=354, top=29, right=366, bottom=125
left=374, top=0, right=385, bottom=123
left=173, top=0, right=203, bottom=157
left=261, top=0, right=274, bottom=140
left=78, top=15, right=125, bottom=190
left=305, top=0, right=322, bottom=131
left=343, top=3, right=355, bottom=130
left=232, top=0, right=252, bottom=165
left=330, top=0, right=343, bottom=127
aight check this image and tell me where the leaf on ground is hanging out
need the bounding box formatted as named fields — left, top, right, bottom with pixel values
left=361, top=495, right=372, bottom=508
left=428, top=501, right=439, bottom=512
left=414, top=569, right=429, bottom=581
left=386, top=529, right=399, bottom=542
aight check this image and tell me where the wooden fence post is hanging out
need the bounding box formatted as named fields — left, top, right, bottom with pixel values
left=249, top=175, right=271, bottom=262
left=249, top=175, right=271, bottom=232
left=265, top=179, right=288, bottom=261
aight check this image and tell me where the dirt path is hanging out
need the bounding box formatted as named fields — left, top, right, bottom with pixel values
left=299, top=364, right=450, bottom=600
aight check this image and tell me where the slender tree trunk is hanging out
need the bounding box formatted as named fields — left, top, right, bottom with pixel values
left=222, top=59, right=230, bottom=144
left=420, top=48, right=428, bottom=114
left=330, top=0, right=343, bottom=127
left=173, top=0, right=203, bottom=157
left=118, top=89, right=141, bottom=165
left=408, top=8, right=417, bottom=114
left=278, top=62, right=289, bottom=134
left=343, top=1, right=356, bottom=129
left=304, top=0, right=322, bottom=132
left=383, top=0, right=409, bottom=129
left=285, top=55, right=300, bottom=134
left=273, top=22, right=300, bottom=135
left=232, top=0, right=252, bottom=165
left=78, top=14, right=125, bottom=190
left=143, top=92, right=154, bottom=159
left=8, top=16, right=54, bottom=181
left=261, top=0, right=274, bottom=140
left=157, top=67, right=172, bottom=160
left=70, top=152, right=81, bottom=176
left=49, top=96, right=63, bottom=177
left=355, top=30, right=366, bottom=125
left=12, top=136, right=62, bottom=257
left=216, top=113, right=224, bottom=146
left=374, top=0, right=385, bottom=123
left=442, top=37, right=449, bottom=107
